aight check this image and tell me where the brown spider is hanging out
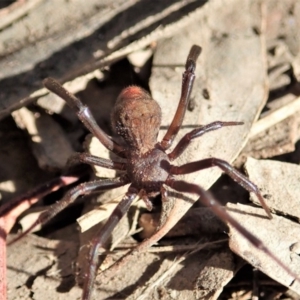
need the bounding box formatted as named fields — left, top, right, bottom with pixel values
left=5, top=45, right=298, bottom=299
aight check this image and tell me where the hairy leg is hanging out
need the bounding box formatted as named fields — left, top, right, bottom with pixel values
left=168, top=121, right=243, bottom=161
left=170, top=157, right=271, bottom=218
left=82, top=186, right=138, bottom=300
left=43, top=78, right=126, bottom=157
left=166, top=179, right=299, bottom=281
left=67, top=152, right=126, bottom=171
left=160, top=45, right=201, bottom=150
left=8, top=176, right=129, bottom=245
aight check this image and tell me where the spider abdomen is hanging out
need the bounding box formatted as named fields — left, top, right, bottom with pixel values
left=112, top=86, right=162, bottom=154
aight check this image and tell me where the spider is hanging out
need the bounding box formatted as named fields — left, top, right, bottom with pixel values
left=6, top=45, right=298, bottom=299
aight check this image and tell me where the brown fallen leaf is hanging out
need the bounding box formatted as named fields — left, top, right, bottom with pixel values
left=245, top=157, right=300, bottom=221
left=235, top=115, right=298, bottom=167
left=194, top=249, right=237, bottom=300
left=7, top=234, right=82, bottom=300
left=0, top=0, right=209, bottom=120
left=227, top=203, right=300, bottom=295
left=12, top=107, right=74, bottom=170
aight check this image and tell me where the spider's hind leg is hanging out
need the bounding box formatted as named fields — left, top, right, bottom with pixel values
left=165, top=179, right=299, bottom=283
left=82, top=186, right=138, bottom=300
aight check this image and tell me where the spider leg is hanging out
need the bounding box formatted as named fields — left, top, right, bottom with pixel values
left=0, top=175, right=79, bottom=236
left=0, top=175, right=79, bottom=219
left=95, top=186, right=188, bottom=284
left=160, top=45, right=202, bottom=150
left=82, top=185, right=138, bottom=300
left=168, top=121, right=243, bottom=161
left=8, top=176, right=129, bottom=245
left=166, top=179, right=300, bottom=283
left=43, top=78, right=126, bottom=157
left=170, top=158, right=272, bottom=218
left=67, top=152, right=126, bottom=171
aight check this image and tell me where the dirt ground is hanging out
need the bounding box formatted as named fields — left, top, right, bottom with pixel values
left=1, top=0, right=300, bottom=299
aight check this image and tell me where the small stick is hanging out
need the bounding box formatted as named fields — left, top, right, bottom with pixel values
left=0, top=218, right=6, bottom=300
left=111, top=239, right=227, bottom=254
left=249, top=96, right=300, bottom=138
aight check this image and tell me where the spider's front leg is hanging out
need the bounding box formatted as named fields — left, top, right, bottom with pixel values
left=160, top=45, right=202, bottom=150
left=67, top=152, right=126, bottom=171
left=168, top=121, right=243, bottom=161
left=43, top=78, right=126, bottom=157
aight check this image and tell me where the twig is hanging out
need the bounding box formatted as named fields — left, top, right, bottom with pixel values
left=111, top=239, right=227, bottom=254
left=0, top=218, right=6, bottom=300
left=250, top=96, right=300, bottom=138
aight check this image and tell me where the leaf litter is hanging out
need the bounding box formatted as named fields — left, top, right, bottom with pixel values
left=2, top=0, right=300, bottom=299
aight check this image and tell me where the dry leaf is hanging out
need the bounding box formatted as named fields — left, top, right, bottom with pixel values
left=245, top=157, right=300, bottom=221
left=227, top=203, right=300, bottom=295
left=12, top=107, right=74, bottom=170
left=7, top=234, right=81, bottom=299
